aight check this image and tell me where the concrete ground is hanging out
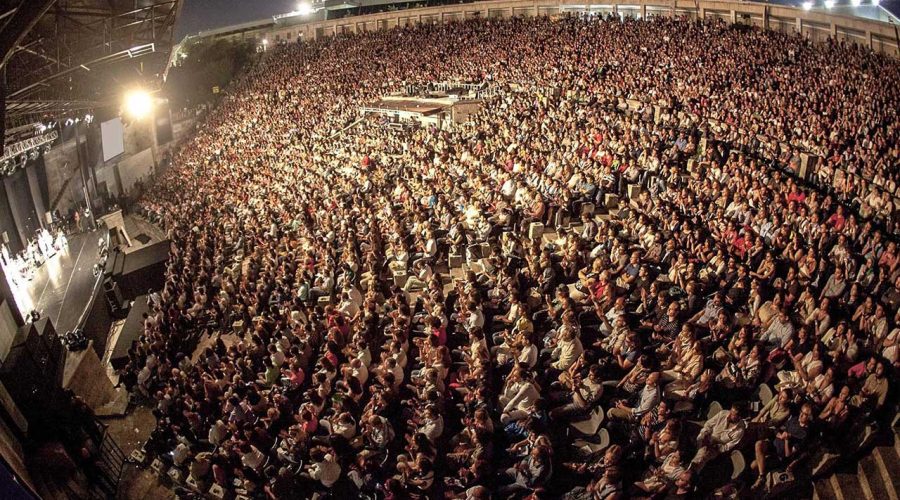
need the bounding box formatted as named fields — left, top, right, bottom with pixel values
left=103, top=405, right=175, bottom=499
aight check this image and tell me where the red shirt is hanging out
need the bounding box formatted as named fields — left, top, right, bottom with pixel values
left=828, top=213, right=845, bottom=230
left=787, top=191, right=806, bottom=205
left=432, top=326, right=447, bottom=346
left=591, top=280, right=608, bottom=301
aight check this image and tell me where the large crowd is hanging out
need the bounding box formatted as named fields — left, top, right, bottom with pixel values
left=123, top=14, right=900, bottom=499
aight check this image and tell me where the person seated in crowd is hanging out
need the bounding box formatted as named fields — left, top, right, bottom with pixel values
left=691, top=403, right=748, bottom=471
left=123, top=13, right=900, bottom=500
left=751, top=403, right=817, bottom=489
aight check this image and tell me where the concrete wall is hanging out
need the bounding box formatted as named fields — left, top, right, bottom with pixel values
left=42, top=133, right=88, bottom=215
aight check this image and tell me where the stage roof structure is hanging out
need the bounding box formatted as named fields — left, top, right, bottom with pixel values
left=0, top=0, right=183, bottom=133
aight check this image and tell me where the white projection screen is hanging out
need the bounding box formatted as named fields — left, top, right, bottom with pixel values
left=100, top=118, right=125, bottom=162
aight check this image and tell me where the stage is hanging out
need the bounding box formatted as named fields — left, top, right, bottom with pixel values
left=9, top=229, right=106, bottom=338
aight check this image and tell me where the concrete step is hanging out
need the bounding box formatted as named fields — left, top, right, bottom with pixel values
left=813, top=476, right=838, bottom=500
left=872, top=446, right=899, bottom=500
left=94, top=387, right=130, bottom=417
left=834, top=471, right=868, bottom=500
left=859, top=453, right=891, bottom=500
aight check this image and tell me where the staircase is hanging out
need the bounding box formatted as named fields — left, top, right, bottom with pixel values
left=31, top=420, right=127, bottom=500
left=813, top=429, right=900, bottom=500
left=92, top=420, right=127, bottom=498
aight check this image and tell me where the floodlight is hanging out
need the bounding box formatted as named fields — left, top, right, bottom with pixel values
left=824, top=0, right=835, bottom=8
left=802, top=1, right=813, bottom=9
left=872, top=0, right=880, bottom=6
left=850, top=0, right=861, bottom=6
left=124, top=89, right=153, bottom=119
left=297, top=2, right=314, bottom=15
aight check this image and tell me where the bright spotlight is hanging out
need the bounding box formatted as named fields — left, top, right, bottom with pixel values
left=802, top=1, right=813, bottom=9
left=872, top=0, right=880, bottom=6
left=850, top=0, right=861, bottom=5
left=262, top=38, right=269, bottom=45
left=297, top=2, right=313, bottom=15
left=124, top=89, right=153, bottom=119
left=824, top=0, right=835, bottom=8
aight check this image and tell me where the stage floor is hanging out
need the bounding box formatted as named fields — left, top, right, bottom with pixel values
left=11, top=229, right=104, bottom=336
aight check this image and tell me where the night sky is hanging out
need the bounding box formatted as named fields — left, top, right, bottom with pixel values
left=176, top=0, right=299, bottom=39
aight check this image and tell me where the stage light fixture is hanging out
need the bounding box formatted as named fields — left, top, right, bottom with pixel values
left=124, top=89, right=154, bottom=119
left=297, top=2, right=314, bottom=15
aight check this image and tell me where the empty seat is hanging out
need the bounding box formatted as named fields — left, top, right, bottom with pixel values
left=756, top=383, right=774, bottom=406
left=604, top=193, right=619, bottom=209
left=730, top=450, right=745, bottom=480
left=392, top=270, right=409, bottom=288
left=448, top=253, right=464, bottom=268
left=627, top=184, right=641, bottom=200
left=570, top=406, right=605, bottom=436
left=208, top=484, right=226, bottom=499
left=167, top=467, right=185, bottom=485
left=707, top=401, right=724, bottom=420
left=574, top=428, right=611, bottom=455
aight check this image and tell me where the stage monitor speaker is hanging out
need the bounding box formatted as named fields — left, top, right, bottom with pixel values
left=112, top=240, right=169, bottom=299
left=103, top=278, right=125, bottom=312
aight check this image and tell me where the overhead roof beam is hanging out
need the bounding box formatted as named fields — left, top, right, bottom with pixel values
left=8, top=43, right=157, bottom=99
left=80, top=2, right=176, bottom=29
left=0, top=0, right=57, bottom=70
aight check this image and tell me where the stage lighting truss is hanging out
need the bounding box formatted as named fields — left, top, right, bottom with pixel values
left=0, top=130, right=59, bottom=176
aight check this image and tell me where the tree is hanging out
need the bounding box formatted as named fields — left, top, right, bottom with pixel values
left=165, top=38, right=255, bottom=108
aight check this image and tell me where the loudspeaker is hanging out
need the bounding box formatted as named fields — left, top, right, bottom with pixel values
left=0, top=319, right=66, bottom=426
left=103, top=278, right=125, bottom=312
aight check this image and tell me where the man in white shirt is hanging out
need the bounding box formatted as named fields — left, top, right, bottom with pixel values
left=550, top=364, right=604, bottom=421
left=501, top=374, right=541, bottom=424
left=607, top=372, right=661, bottom=422
left=418, top=405, right=444, bottom=442
left=465, top=303, right=485, bottom=331
left=691, top=403, right=747, bottom=471
left=338, top=291, right=361, bottom=320
left=303, top=449, right=341, bottom=488
left=760, top=308, right=794, bottom=349
left=551, top=328, right=584, bottom=371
